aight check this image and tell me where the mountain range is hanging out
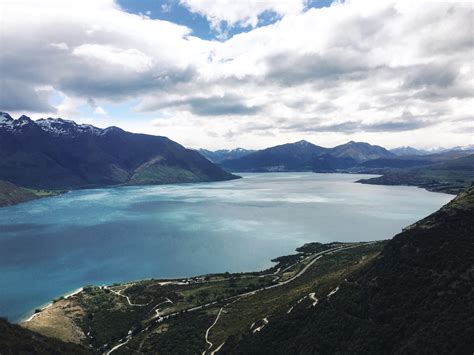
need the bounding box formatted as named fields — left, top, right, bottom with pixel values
left=390, top=145, right=474, bottom=156
left=0, top=112, right=238, bottom=190
left=218, top=140, right=396, bottom=172
left=210, top=140, right=474, bottom=173
left=198, top=148, right=255, bottom=163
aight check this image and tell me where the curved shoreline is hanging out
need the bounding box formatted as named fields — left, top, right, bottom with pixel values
left=21, top=287, right=83, bottom=323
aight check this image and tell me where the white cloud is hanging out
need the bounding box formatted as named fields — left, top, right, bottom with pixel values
left=0, top=0, right=472, bottom=150
left=94, top=106, right=108, bottom=116
left=73, top=44, right=154, bottom=73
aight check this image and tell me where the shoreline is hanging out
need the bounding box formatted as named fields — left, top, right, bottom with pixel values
left=21, top=287, right=83, bottom=323
left=17, top=242, right=355, bottom=324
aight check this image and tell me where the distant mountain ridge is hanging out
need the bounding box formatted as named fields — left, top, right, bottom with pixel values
left=0, top=112, right=238, bottom=190
left=198, top=148, right=255, bottom=163
left=213, top=140, right=474, bottom=186
left=220, top=140, right=332, bottom=172
left=219, top=140, right=393, bottom=172
left=390, top=145, right=474, bottom=156
left=390, top=146, right=428, bottom=156
left=327, top=140, right=394, bottom=161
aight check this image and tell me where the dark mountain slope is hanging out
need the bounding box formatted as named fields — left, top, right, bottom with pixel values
left=0, top=318, right=94, bottom=354
left=226, top=185, right=474, bottom=354
left=220, top=140, right=396, bottom=172
left=327, top=140, right=394, bottom=162
left=220, top=140, right=327, bottom=172
left=0, top=113, right=238, bottom=189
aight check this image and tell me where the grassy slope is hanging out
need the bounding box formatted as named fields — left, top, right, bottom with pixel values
left=227, top=185, right=474, bottom=354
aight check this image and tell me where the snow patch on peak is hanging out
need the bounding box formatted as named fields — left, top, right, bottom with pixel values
left=0, top=112, right=13, bottom=123
left=36, top=118, right=103, bottom=136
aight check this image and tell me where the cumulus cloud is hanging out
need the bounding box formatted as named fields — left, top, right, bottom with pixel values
left=0, top=0, right=472, bottom=149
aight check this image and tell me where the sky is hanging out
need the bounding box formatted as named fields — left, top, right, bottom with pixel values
left=0, top=0, right=473, bottom=150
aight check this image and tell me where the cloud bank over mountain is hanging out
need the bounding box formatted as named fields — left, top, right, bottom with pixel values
left=0, top=0, right=472, bottom=149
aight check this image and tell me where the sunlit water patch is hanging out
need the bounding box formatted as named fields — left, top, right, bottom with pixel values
left=0, top=173, right=452, bottom=322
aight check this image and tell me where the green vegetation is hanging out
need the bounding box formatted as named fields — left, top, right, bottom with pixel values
left=23, top=241, right=385, bottom=354
left=0, top=180, right=61, bottom=207
left=130, top=162, right=210, bottom=185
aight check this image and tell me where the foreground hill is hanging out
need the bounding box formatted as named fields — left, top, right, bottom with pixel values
left=0, top=181, right=39, bottom=207
left=0, top=113, right=238, bottom=189
left=14, top=186, right=473, bottom=354
left=227, top=185, right=474, bottom=354
left=0, top=180, right=61, bottom=207
left=0, top=318, right=94, bottom=354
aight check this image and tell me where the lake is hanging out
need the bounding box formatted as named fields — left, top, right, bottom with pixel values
left=0, top=173, right=452, bottom=322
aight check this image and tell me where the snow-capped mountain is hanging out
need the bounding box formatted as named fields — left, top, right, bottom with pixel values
left=36, top=118, right=104, bottom=136
left=0, top=112, right=237, bottom=189
left=390, top=146, right=428, bottom=156
left=0, top=112, right=120, bottom=137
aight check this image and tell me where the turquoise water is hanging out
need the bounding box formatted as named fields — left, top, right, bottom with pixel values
left=0, top=173, right=452, bottom=322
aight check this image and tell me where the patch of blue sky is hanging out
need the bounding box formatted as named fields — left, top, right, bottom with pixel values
left=116, top=0, right=336, bottom=41
left=77, top=99, right=159, bottom=131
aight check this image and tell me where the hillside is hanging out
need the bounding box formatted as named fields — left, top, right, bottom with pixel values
left=0, top=180, right=61, bottom=207
left=226, top=185, right=474, bottom=354
left=358, top=154, right=474, bottom=194
left=0, top=113, right=238, bottom=189
left=0, top=181, right=39, bottom=207
left=0, top=317, right=94, bottom=354
left=327, top=141, right=394, bottom=162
